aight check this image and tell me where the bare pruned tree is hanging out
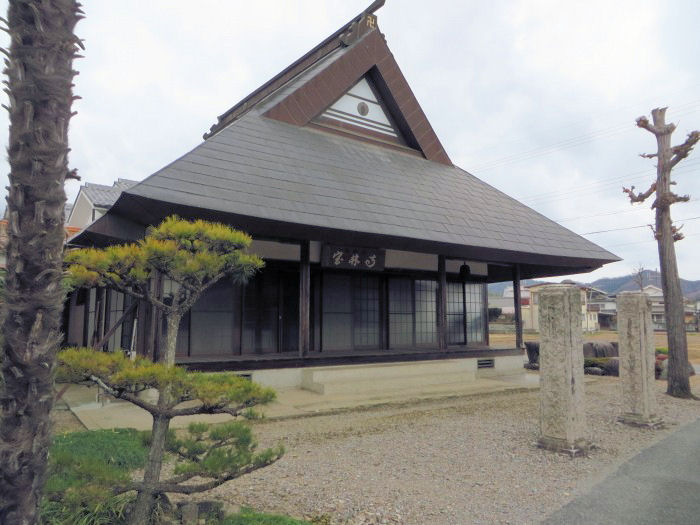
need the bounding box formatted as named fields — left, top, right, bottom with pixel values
left=632, top=263, right=646, bottom=291
left=623, top=107, right=699, bottom=399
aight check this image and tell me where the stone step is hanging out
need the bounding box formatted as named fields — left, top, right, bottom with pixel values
left=302, top=371, right=477, bottom=395
left=301, top=359, right=477, bottom=384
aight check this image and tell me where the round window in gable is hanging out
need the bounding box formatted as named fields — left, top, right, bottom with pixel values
left=357, top=101, right=369, bottom=116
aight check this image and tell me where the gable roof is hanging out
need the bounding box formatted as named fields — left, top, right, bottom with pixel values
left=205, top=1, right=384, bottom=139
left=81, top=179, right=139, bottom=208
left=204, top=2, right=449, bottom=164
left=74, top=6, right=619, bottom=281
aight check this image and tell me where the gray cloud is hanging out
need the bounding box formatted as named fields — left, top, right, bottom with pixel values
left=1, top=0, right=698, bottom=280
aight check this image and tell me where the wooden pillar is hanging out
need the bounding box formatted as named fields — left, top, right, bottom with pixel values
left=482, top=283, right=490, bottom=346
left=438, top=255, right=447, bottom=351
left=513, top=264, right=524, bottom=351
left=151, top=274, right=163, bottom=362
left=135, top=299, right=149, bottom=357
left=298, top=241, right=310, bottom=357
left=90, top=287, right=105, bottom=348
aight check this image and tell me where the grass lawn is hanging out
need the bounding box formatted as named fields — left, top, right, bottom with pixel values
left=43, top=428, right=311, bottom=525
left=219, top=508, right=312, bottom=524
left=490, top=330, right=700, bottom=364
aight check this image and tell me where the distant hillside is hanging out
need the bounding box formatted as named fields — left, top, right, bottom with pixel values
left=590, top=270, right=700, bottom=300
left=488, top=270, right=700, bottom=301
left=488, top=279, right=547, bottom=296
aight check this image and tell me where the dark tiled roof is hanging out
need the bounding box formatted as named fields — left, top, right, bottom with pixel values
left=120, top=110, right=617, bottom=265
left=82, top=179, right=139, bottom=208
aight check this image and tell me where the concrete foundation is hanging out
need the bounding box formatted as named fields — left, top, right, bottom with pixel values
left=537, top=285, right=591, bottom=455
left=617, top=292, right=662, bottom=428
left=235, top=356, right=524, bottom=392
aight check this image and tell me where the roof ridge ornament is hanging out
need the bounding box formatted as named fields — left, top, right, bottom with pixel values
left=341, top=0, right=385, bottom=46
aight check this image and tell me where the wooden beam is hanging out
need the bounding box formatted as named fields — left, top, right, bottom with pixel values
left=513, top=264, right=524, bottom=351
left=93, top=300, right=138, bottom=351
left=90, top=287, right=105, bottom=348
left=438, top=255, right=447, bottom=351
left=298, top=240, right=310, bottom=357
left=135, top=298, right=149, bottom=357
left=151, top=274, right=164, bottom=362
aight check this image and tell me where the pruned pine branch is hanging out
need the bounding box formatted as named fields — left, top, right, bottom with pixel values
left=639, top=152, right=658, bottom=159
left=670, top=130, right=700, bottom=168
left=88, top=375, right=161, bottom=415
left=168, top=401, right=248, bottom=418
left=156, top=463, right=272, bottom=494
left=116, top=463, right=270, bottom=496
left=623, top=182, right=656, bottom=203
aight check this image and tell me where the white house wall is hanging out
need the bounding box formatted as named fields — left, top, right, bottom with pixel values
left=66, top=191, right=94, bottom=229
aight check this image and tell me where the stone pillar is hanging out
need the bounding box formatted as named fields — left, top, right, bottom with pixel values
left=538, top=285, right=590, bottom=455
left=617, top=292, right=662, bottom=427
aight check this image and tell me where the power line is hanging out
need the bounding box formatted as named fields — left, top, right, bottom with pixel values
left=461, top=89, right=700, bottom=158
left=554, top=198, right=700, bottom=223
left=603, top=231, right=700, bottom=248
left=468, top=103, right=700, bottom=173
left=519, top=158, right=700, bottom=205
left=580, top=216, right=700, bottom=235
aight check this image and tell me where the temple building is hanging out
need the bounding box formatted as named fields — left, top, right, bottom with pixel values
left=66, top=3, right=618, bottom=385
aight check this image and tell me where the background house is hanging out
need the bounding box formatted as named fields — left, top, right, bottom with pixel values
left=642, top=284, right=698, bottom=332
left=522, top=282, right=608, bottom=332
left=66, top=179, right=138, bottom=230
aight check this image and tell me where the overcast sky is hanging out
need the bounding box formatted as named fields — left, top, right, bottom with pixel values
left=1, top=0, right=699, bottom=282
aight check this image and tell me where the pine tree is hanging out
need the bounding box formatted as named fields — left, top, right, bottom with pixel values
left=64, top=216, right=265, bottom=522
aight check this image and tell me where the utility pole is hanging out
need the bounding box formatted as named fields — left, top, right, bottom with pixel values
left=624, top=107, right=699, bottom=398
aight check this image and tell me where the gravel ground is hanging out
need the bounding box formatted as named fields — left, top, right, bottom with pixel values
left=178, top=375, right=700, bottom=525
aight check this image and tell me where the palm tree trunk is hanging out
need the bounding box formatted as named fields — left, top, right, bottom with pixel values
left=0, top=1, right=82, bottom=523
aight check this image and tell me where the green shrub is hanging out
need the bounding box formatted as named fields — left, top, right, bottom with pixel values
left=655, top=347, right=669, bottom=355
left=41, top=429, right=147, bottom=524
left=50, top=428, right=148, bottom=470
left=583, top=357, right=619, bottom=376
left=584, top=357, right=608, bottom=368
left=39, top=492, right=132, bottom=525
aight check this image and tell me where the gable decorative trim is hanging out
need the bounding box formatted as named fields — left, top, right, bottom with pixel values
left=263, top=29, right=451, bottom=165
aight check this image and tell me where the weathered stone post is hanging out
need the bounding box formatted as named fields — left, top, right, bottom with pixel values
left=538, top=285, right=590, bottom=455
left=617, top=292, right=662, bottom=427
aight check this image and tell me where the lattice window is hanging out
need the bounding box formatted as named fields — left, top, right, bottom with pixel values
left=414, top=280, right=437, bottom=345
left=466, top=283, right=485, bottom=344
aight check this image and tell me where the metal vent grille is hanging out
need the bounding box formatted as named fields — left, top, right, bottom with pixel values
left=477, top=359, right=495, bottom=369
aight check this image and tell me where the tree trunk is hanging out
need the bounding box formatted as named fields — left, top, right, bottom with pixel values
left=162, top=312, right=182, bottom=367
left=0, top=2, right=82, bottom=523
left=651, top=108, right=692, bottom=398
left=130, top=409, right=171, bottom=525
left=657, top=211, right=690, bottom=397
